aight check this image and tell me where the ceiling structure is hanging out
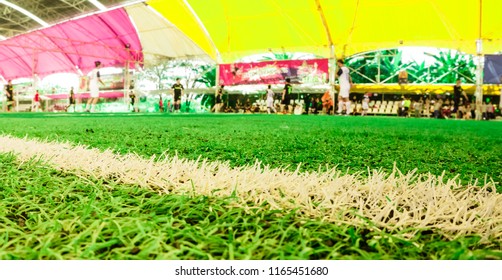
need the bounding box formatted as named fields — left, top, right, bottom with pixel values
left=0, top=2, right=211, bottom=80
left=0, top=0, right=501, bottom=80
left=149, top=0, right=502, bottom=62
left=0, top=0, right=139, bottom=39
left=0, top=8, right=143, bottom=80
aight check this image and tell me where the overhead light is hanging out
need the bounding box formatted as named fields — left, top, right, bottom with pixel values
left=88, top=0, right=107, bottom=11
left=0, top=0, right=49, bottom=27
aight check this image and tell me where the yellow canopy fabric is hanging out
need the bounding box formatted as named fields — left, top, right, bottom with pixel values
left=147, top=0, right=219, bottom=61
left=147, top=0, right=502, bottom=62
left=125, top=4, right=211, bottom=63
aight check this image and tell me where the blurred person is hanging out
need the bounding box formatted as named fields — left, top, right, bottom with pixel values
left=470, top=99, right=476, bottom=119
left=399, top=96, right=410, bottom=117
left=424, top=97, right=430, bottom=117
left=244, top=98, right=252, bottom=113
left=235, top=99, right=243, bottom=113
left=129, top=91, right=135, bottom=111
left=442, top=101, right=451, bottom=119
left=433, top=99, right=442, bottom=118
left=336, top=94, right=345, bottom=114
left=321, top=90, right=333, bottom=114
left=4, top=80, right=14, bottom=112
left=212, top=85, right=224, bottom=113
left=171, top=78, right=184, bottom=113
left=32, top=90, right=41, bottom=112
left=464, top=104, right=472, bottom=120
left=159, top=95, right=164, bottom=112
left=252, top=102, right=260, bottom=113
left=166, top=100, right=173, bottom=113
left=487, top=100, right=494, bottom=119
left=336, top=59, right=353, bottom=115
left=481, top=101, right=487, bottom=120
left=281, top=78, right=292, bottom=114
left=361, top=95, right=369, bottom=116
left=316, top=97, right=323, bottom=113
left=129, top=90, right=138, bottom=112
left=462, top=91, right=470, bottom=106
left=308, top=97, right=317, bottom=114
left=453, top=79, right=463, bottom=116
left=413, top=97, right=423, bottom=118
left=462, top=92, right=471, bottom=118
left=398, top=70, right=408, bottom=85
left=85, top=61, right=105, bottom=112
left=66, top=87, right=75, bottom=112
left=457, top=98, right=465, bottom=119
left=294, top=100, right=304, bottom=115
left=266, top=85, right=276, bottom=114
left=403, top=96, right=411, bottom=117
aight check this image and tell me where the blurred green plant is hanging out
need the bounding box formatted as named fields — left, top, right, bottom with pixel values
left=345, top=49, right=476, bottom=84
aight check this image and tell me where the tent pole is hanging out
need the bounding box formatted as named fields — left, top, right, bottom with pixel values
left=1, top=75, right=4, bottom=112
left=474, top=0, right=484, bottom=119
left=475, top=41, right=484, bottom=118
left=214, top=63, right=221, bottom=112
left=27, top=49, right=37, bottom=112
left=124, top=45, right=131, bottom=112
left=32, top=36, right=39, bottom=112
left=329, top=44, right=336, bottom=115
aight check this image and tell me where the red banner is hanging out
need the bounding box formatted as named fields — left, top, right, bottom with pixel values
left=219, top=59, right=329, bottom=86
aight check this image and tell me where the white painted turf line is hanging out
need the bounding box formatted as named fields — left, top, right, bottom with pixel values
left=1, top=135, right=501, bottom=242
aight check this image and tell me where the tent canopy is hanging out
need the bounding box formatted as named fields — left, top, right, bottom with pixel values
left=0, top=0, right=501, bottom=80
left=148, top=0, right=501, bottom=62
left=124, top=4, right=211, bottom=62
left=0, top=3, right=213, bottom=80
left=0, top=8, right=143, bottom=80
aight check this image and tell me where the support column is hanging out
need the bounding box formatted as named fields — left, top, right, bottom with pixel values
left=214, top=63, right=221, bottom=111
left=124, top=45, right=131, bottom=111
left=28, top=50, right=36, bottom=113
left=475, top=39, right=483, bottom=102
left=329, top=45, right=337, bottom=114
left=0, top=76, right=5, bottom=112
left=32, top=74, right=38, bottom=112
left=474, top=0, right=484, bottom=120
left=475, top=39, right=484, bottom=118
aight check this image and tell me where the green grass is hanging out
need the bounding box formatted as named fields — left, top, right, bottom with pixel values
left=1, top=113, right=500, bottom=190
left=0, top=113, right=501, bottom=259
left=1, top=153, right=500, bottom=260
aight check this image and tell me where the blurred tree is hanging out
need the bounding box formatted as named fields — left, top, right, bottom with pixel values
left=140, top=56, right=215, bottom=89
left=345, top=49, right=476, bottom=84
left=139, top=55, right=173, bottom=89
left=425, top=50, right=476, bottom=83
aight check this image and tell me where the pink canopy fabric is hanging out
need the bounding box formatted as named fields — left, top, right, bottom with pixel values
left=0, top=8, right=143, bottom=80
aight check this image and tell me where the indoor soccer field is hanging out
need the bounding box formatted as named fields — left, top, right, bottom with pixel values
left=0, top=113, right=501, bottom=260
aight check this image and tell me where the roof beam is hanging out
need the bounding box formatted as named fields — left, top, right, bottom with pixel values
left=314, top=0, right=333, bottom=49
left=0, top=0, right=49, bottom=27
left=88, top=0, right=107, bottom=11
left=60, top=0, right=92, bottom=13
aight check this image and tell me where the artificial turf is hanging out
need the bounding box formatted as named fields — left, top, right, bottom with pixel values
left=1, top=153, right=500, bottom=260
left=0, top=113, right=500, bottom=190
left=0, top=113, right=501, bottom=259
